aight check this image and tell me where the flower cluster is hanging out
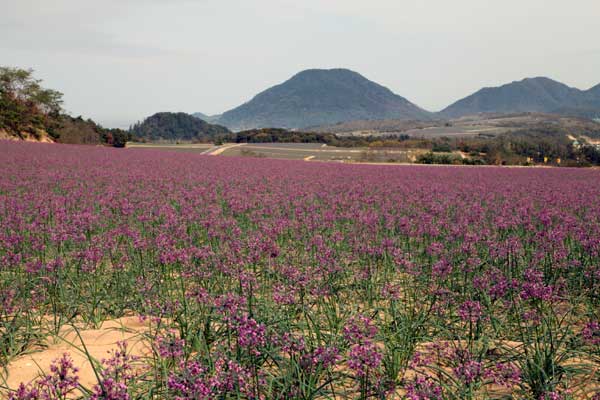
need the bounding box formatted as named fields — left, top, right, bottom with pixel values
left=9, top=354, right=79, bottom=400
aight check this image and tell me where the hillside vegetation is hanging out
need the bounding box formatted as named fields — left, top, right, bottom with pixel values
left=218, top=128, right=409, bottom=147
left=0, top=67, right=130, bottom=146
left=0, top=67, right=62, bottom=141
left=130, top=112, right=230, bottom=142
left=217, top=69, right=431, bottom=131
left=442, top=77, right=600, bottom=118
left=57, top=115, right=132, bottom=146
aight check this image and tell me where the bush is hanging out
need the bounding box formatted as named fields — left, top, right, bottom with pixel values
left=416, top=152, right=460, bottom=164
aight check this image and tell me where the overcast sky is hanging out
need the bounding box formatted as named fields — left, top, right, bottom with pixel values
left=2, top=0, right=600, bottom=128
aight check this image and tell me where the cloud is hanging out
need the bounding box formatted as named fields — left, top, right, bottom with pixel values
left=0, top=6, right=182, bottom=60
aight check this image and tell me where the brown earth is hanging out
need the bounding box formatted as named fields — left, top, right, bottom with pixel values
left=0, top=129, right=54, bottom=143
left=1, top=317, right=151, bottom=393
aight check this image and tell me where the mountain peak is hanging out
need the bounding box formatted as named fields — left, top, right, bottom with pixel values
left=293, top=68, right=359, bottom=76
left=588, top=83, right=600, bottom=95
left=517, top=76, right=574, bottom=89
left=520, top=76, right=559, bottom=83
left=441, top=77, right=588, bottom=118
left=216, top=69, right=431, bottom=131
left=192, top=112, right=209, bottom=120
left=281, top=68, right=373, bottom=89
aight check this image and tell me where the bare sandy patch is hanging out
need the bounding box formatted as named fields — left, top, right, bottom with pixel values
left=2, top=316, right=151, bottom=392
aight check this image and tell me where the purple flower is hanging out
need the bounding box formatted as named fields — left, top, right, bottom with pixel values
left=458, top=300, right=483, bottom=323
left=405, top=376, right=443, bottom=400
left=453, top=358, right=483, bottom=386
left=299, top=346, right=341, bottom=372
left=540, top=391, right=563, bottom=400
left=582, top=321, right=600, bottom=346
left=10, top=354, right=80, bottom=400
left=233, top=314, right=267, bottom=356
left=8, top=384, right=40, bottom=400
left=155, top=331, right=186, bottom=359
left=484, top=362, right=521, bottom=387
left=168, top=358, right=257, bottom=399
left=520, top=269, right=554, bottom=301
left=343, top=314, right=378, bottom=344
left=90, top=342, right=138, bottom=400
left=347, top=341, right=382, bottom=377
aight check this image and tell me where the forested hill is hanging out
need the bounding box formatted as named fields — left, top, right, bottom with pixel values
left=130, top=112, right=231, bottom=141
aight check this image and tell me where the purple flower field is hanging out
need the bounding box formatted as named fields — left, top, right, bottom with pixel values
left=1, top=140, right=600, bottom=399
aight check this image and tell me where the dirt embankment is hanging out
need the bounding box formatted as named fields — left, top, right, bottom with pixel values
left=0, top=129, right=54, bottom=143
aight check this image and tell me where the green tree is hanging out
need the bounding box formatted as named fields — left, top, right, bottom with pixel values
left=0, top=67, right=63, bottom=137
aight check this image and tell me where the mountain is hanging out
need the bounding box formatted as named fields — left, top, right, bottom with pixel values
left=584, top=83, right=600, bottom=104
left=216, top=69, right=431, bottom=131
left=441, top=77, right=600, bottom=118
left=192, top=112, right=209, bottom=120
left=192, top=112, right=221, bottom=123
left=193, top=112, right=209, bottom=119
left=131, top=112, right=230, bottom=142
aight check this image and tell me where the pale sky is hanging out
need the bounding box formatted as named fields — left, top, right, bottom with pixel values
left=2, top=0, right=600, bottom=128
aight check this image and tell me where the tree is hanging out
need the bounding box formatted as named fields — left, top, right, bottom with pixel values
left=0, top=67, right=63, bottom=137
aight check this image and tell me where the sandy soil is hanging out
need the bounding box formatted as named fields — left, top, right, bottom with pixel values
left=0, top=130, right=54, bottom=143
left=582, top=135, right=600, bottom=145
left=208, top=143, right=244, bottom=155
left=2, top=317, right=151, bottom=392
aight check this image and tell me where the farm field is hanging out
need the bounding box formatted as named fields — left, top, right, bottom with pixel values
left=126, top=142, right=214, bottom=153
left=1, top=140, right=600, bottom=399
left=219, top=142, right=425, bottom=163
left=316, top=113, right=600, bottom=142
left=125, top=142, right=428, bottom=163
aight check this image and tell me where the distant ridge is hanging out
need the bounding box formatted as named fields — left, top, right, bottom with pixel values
left=216, top=68, right=431, bottom=131
left=192, top=112, right=209, bottom=120
left=204, top=71, right=600, bottom=129
left=192, top=112, right=221, bottom=123
left=441, top=77, right=600, bottom=118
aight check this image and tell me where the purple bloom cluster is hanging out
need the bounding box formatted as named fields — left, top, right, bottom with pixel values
left=347, top=342, right=383, bottom=377
left=9, top=354, right=79, bottom=400
left=168, top=358, right=259, bottom=399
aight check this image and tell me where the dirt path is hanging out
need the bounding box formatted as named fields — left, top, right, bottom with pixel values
left=203, top=143, right=245, bottom=155
left=582, top=136, right=600, bottom=145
